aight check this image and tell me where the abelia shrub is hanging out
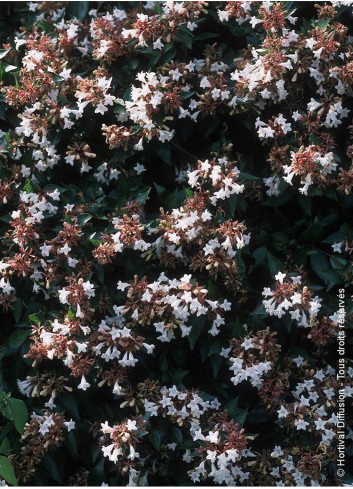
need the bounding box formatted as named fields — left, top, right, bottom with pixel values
left=0, top=1, right=352, bottom=487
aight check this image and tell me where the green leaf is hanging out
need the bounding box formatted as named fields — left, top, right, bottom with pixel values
left=135, top=188, right=150, bottom=205
left=148, top=50, right=161, bottom=68
left=234, top=409, right=247, bottom=427
left=165, top=189, right=184, bottom=210
left=229, top=23, right=246, bottom=37
left=4, top=398, right=28, bottom=434
left=38, top=20, right=56, bottom=34
left=210, top=355, right=223, bottom=377
left=0, top=438, right=10, bottom=455
left=170, top=369, right=189, bottom=383
left=154, top=182, right=168, bottom=201
left=194, top=32, right=219, bottom=41
left=13, top=298, right=23, bottom=323
left=310, top=251, right=341, bottom=288
left=298, top=195, right=312, bottom=216
left=224, top=398, right=238, bottom=416
left=160, top=46, right=177, bottom=65
left=155, top=144, right=171, bottom=164
left=208, top=337, right=224, bottom=357
left=300, top=219, right=323, bottom=244
left=224, top=193, right=238, bottom=217
left=0, top=456, right=18, bottom=486
left=204, top=117, right=221, bottom=138
left=251, top=303, right=267, bottom=316
left=271, top=232, right=288, bottom=253
left=40, top=452, right=64, bottom=483
left=66, top=431, right=79, bottom=459
left=67, top=1, right=89, bottom=20
left=170, top=427, right=183, bottom=444
left=175, top=25, right=194, bottom=49
left=43, top=184, right=68, bottom=194
left=249, top=246, right=267, bottom=274
left=89, top=457, right=104, bottom=484
left=4, top=64, right=17, bottom=73
left=67, top=306, right=76, bottom=320
left=77, top=213, right=92, bottom=227
left=310, top=251, right=330, bottom=284
left=267, top=251, right=284, bottom=276
left=23, top=178, right=34, bottom=193
left=154, top=2, right=163, bottom=14
left=317, top=18, right=330, bottom=28
left=238, top=171, right=259, bottom=182
left=57, top=393, right=80, bottom=420
left=224, top=398, right=247, bottom=426
left=0, top=49, right=10, bottom=60
left=0, top=423, right=13, bottom=446
left=149, top=430, right=161, bottom=451
left=6, top=330, right=30, bottom=349
left=188, top=316, right=205, bottom=350
left=28, top=312, right=45, bottom=326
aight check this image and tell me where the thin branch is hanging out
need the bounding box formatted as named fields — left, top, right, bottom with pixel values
left=309, top=245, right=346, bottom=267
left=171, top=141, right=199, bottom=161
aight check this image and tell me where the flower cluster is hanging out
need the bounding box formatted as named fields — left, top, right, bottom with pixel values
left=262, top=272, right=322, bottom=326
left=187, top=418, right=251, bottom=485
left=12, top=412, right=74, bottom=483
left=152, top=157, right=249, bottom=291
left=225, top=327, right=281, bottom=391
left=101, top=416, right=148, bottom=480
left=142, top=384, right=220, bottom=426
left=0, top=2, right=352, bottom=487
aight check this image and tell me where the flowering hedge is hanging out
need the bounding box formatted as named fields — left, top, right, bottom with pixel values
left=0, top=1, right=352, bottom=486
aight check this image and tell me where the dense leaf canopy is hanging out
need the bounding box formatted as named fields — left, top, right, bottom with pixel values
left=0, top=1, right=352, bottom=487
